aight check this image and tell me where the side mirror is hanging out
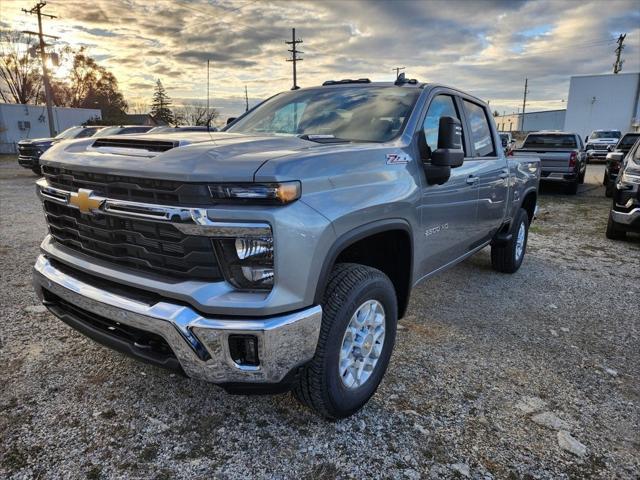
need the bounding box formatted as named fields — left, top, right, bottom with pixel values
left=431, top=116, right=464, bottom=167
left=419, top=116, right=465, bottom=186
left=584, top=136, right=589, bottom=143
left=606, top=151, right=624, bottom=162
left=226, top=117, right=237, bottom=125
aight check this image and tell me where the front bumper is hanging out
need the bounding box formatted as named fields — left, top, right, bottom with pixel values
left=18, top=155, right=39, bottom=169
left=610, top=207, right=640, bottom=230
left=540, top=171, right=576, bottom=183
left=33, top=255, right=322, bottom=384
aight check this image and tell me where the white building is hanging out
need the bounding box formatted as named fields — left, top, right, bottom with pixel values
left=563, top=72, right=640, bottom=139
left=495, top=109, right=566, bottom=133
left=0, top=103, right=101, bottom=154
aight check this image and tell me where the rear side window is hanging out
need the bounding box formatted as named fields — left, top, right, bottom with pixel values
left=422, top=95, right=465, bottom=155
left=462, top=100, right=495, bottom=157
left=523, top=134, right=577, bottom=149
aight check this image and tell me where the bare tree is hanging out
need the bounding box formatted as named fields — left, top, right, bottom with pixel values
left=176, top=101, right=219, bottom=126
left=128, top=100, right=149, bottom=115
left=0, top=30, right=42, bottom=104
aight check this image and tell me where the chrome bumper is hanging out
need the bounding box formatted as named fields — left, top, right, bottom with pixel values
left=33, top=255, right=322, bottom=384
left=611, top=207, right=640, bottom=226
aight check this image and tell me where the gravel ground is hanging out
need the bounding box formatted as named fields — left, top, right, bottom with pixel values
left=0, top=157, right=638, bottom=479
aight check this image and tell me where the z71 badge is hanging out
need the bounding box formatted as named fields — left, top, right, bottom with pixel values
left=386, top=153, right=411, bottom=165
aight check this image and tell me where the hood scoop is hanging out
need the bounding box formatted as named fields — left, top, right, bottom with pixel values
left=91, top=137, right=179, bottom=156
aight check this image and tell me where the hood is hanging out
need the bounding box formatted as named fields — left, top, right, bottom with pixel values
left=18, top=137, right=55, bottom=146
left=39, top=132, right=320, bottom=182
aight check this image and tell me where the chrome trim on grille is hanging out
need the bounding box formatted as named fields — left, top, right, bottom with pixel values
left=36, top=177, right=271, bottom=237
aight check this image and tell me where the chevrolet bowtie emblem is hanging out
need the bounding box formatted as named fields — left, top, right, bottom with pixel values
left=68, top=189, right=105, bottom=214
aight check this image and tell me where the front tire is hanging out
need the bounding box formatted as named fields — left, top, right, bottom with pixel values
left=605, top=212, right=626, bottom=240
left=293, top=263, right=397, bottom=419
left=491, top=208, right=529, bottom=273
left=605, top=181, right=614, bottom=198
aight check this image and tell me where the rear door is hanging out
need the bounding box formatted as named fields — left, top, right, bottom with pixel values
left=460, top=99, right=509, bottom=237
left=418, top=91, right=483, bottom=275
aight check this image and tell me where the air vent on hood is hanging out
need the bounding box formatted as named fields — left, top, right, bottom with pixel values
left=92, top=138, right=178, bottom=152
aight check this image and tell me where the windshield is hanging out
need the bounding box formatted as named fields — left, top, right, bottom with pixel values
left=93, top=126, right=122, bottom=137
left=523, top=134, right=577, bottom=149
left=227, top=86, right=421, bottom=142
left=55, top=126, right=83, bottom=139
left=619, top=134, right=640, bottom=148
left=591, top=131, right=621, bottom=139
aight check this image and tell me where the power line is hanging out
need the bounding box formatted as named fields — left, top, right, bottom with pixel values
left=285, top=28, right=303, bottom=90
left=173, top=0, right=257, bottom=31
left=22, top=2, right=57, bottom=137
left=613, top=33, right=626, bottom=74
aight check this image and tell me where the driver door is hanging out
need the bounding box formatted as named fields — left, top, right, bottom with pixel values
left=417, top=93, right=483, bottom=275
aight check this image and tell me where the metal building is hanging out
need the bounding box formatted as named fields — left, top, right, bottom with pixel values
left=563, top=72, right=640, bottom=139
left=495, top=109, right=566, bottom=133
left=0, top=103, right=101, bottom=154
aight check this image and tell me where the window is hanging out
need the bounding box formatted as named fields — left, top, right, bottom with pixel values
left=523, top=134, right=577, bottom=149
left=229, top=86, right=420, bottom=142
left=462, top=100, right=496, bottom=157
left=76, top=128, right=99, bottom=138
left=422, top=95, right=463, bottom=155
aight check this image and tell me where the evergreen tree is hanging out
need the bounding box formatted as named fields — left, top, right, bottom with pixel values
left=150, top=79, right=175, bottom=125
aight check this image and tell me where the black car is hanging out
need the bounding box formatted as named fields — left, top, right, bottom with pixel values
left=603, top=133, right=640, bottom=197
left=18, top=125, right=102, bottom=174
left=606, top=138, right=640, bottom=240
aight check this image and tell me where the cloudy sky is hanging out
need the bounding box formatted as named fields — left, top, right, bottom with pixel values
left=2, top=0, right=639, bottom=119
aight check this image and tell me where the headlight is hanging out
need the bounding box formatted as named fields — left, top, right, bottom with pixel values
left=214, top=235, right=274, bottom=290
left=208, top=181, right=301, bottom=204
left=620, top=169, right=640, bottom=185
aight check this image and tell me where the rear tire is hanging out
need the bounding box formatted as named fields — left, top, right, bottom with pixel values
left=605, top=212, right=626, bottom=240
left=605, top=181, right=614, bottom=198
left=293, top=263, right=397, bottom=419
left=565, top=180, right=579, bottom=195
left=491, top=208, right=529, bottom=274
left=578, top=168, right=585, bottom=184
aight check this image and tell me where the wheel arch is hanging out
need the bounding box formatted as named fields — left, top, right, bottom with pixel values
left=314, top=219, right=414, bottom=319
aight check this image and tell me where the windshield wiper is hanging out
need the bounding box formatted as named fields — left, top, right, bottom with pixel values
left=298, top=134, right=350, bottom=143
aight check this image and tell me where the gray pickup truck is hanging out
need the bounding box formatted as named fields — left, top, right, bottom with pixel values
left=33, top=78, right=540, bottom=418
left=514, top=131, right=586, bottom=194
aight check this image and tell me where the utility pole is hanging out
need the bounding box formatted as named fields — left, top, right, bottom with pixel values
left=613, top=33, right=626, bottom=74
left=244, top=85, right=249, bottom=112
left=206, top=59, right=210, bottom=128
left=22, top=2, right=57, bottom=137
left=392, top=66, right=405, bottom=80
left=521, top=78, right=529, bottom=132
left=285, top=28, right=303, bottom=90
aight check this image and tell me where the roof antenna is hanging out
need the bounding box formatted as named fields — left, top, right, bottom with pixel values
left=394, top=72, right=406, bottom=85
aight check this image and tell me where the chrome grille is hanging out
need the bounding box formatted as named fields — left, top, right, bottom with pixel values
left=41, top=166, right=212, bottom=205
left=43, top=200, right=221, bottom=280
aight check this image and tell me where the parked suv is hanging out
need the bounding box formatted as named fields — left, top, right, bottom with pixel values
left=514, top=131, right=586, bottom=194
left=606, top=137, right=640, bottom=240
left=603, top=132, right=640, bottom=197
left=17, top=125, right=102, bottom=174
left=585, top=129, right=621, bottom=161
left=33, top=78, right=540, bottom=418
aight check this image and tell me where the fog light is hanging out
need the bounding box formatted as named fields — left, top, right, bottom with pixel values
left=228, top=335, right=259, bottom=367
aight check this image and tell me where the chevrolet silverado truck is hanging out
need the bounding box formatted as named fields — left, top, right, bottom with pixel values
left=514, top=131, right=586, bottom=194
left=33, top=78, right=540, bottom=419
left=585, top=129, right=621, bottom=162
left=18, top=126, right=102, bottom=175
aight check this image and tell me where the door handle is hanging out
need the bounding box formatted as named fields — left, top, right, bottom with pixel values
left=466, top=175, right=479, bottom=185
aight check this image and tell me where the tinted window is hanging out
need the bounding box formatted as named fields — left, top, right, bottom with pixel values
left=591, top=131, right=621, bottom=139
left=523, top=134, right=577, bottom=149
left=228, top=86, right=420, bottom=142
left=620, top=134, right=640, bottom=148
left=422, top=95, right=464, bottom=155
left=462, top=100, right=495, bottom=157
left=75, top=127, right=99, bottom=138
left=120, top=127, right=152, bottom=134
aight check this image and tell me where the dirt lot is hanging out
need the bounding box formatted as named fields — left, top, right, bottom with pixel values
left=0, top=156, right=638, bottom=479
